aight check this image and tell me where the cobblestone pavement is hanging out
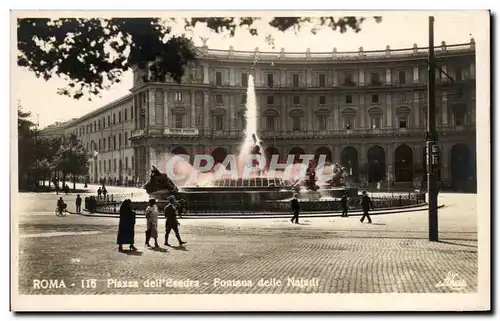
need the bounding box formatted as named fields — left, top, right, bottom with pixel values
left=15, top=192, right=478, bottom=294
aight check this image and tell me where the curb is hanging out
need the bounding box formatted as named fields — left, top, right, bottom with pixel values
left=73, top=204, right=444, bottom=219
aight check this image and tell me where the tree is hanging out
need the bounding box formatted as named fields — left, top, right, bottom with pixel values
left=17, top=16, right=381, bottom=99
left=57, top=133, right=90, bottom=191
left=17, top=105, right=38, bottom=188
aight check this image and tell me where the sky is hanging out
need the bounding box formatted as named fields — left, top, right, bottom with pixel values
left=13, top=11, right=487, bottom=129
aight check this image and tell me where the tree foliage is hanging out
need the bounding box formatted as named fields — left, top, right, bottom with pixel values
left=17, top=16, right=381, bottom=100
left=18, top=105, right=90, bottom=190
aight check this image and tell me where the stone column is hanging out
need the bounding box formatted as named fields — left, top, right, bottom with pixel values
left=306, top=69, right=312, bottom=87
left=190, top=91, right=196, bottom=127
left=229, top=67, right=235, bottom=86
left=280, top=69, right=287, bottom=87
left=333, top=95, right=340, bottom=129
left=203, top=64, right=209, bottom=84
left=414, top=91, right=420, bottom=127
left=333, top=145, right=341, bottom=163
left=470, top=62, right=475, bottom=78
left=307, top=97, right=314, bottom=130
left=203, top=91, right=210, bottom=129
left=229, top=93, right=235, bottom=130
left=358, top=69, right=365, bottom=86
left=442, top=92, right=448, bottom=125
left=413, top=66, right=419, bottom=84
left=385, top=68, right=392, bottom=85
left=386, top=94, right=392, bottom=127
left=148, top=89, right=156, bottom=126
left=440, top=142, right=450, bottom=181
left=359, top=144, right=367, bottom=167
left=163, top=90, right=169, bottom=127
left=386, top=143, right=394, bottom=181
left=413, top=143, right=423, bottom=167
left=359, top=95, right=365, bottom=128
left=281, top=101, right=287, bottom=132
left=332, top=71, right=338, bottom=87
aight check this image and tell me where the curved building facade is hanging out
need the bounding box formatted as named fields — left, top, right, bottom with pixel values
left=42, top=40, right=477, bottom=190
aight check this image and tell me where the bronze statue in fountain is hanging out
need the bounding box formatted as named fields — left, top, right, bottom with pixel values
left=144, top=165, right=179, bottom=196
left=326, top=163, right=348, bottom=187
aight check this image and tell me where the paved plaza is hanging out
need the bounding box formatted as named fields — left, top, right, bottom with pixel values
left=15, top=185, right=479, bottom=295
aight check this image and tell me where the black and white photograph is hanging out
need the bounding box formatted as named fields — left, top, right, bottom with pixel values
left=10, top=10, right=490, bottom=311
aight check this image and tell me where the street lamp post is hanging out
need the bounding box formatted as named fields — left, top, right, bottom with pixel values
left=427, top=16, right=439, bottom=242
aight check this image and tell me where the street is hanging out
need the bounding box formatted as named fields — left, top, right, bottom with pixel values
left=15, top=186, right=478, bottom=294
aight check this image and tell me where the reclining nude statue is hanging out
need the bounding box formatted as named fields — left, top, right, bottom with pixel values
left=144, top=165, right=179, bottom=195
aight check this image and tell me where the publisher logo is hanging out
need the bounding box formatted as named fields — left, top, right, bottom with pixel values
left=435, top=271, right=467, bottom=291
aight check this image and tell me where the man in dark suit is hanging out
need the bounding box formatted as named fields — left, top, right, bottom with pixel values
left=340, top=192, right=348, bottom=217
left=360, top=191, right=374, bottom=224
left=290, top=193, right=300, bottom=224
left=164, top=196, right=187, bottom=247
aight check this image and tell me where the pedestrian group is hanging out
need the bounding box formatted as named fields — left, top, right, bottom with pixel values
left=116, top=195, right=187, bottom=252
left=290, top=190, right=375, bottom=224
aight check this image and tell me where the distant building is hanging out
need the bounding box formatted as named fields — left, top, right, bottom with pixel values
left=41, top=40, right=477, bottom=190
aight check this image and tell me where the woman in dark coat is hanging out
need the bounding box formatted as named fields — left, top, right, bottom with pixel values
left=117, top=199, right=137, bottom=252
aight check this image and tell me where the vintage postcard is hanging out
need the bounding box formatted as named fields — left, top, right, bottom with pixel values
left=10, top=10, right=490, bottom=311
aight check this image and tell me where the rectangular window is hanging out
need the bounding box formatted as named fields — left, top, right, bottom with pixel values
left=103, top=161, right=106, bottom=172
left=175, top=114, right=183, bottom=128
left=344, top=117, right=354, bottom=130
left=113, top=136, right=117, bottom=149
left=344, top=72, right=354, bottom=86
left=266, top=116, right=275, bottom=130
left=319, top=74, right=326, bottom=87
left=103, top=139, right=106, bottom=150
left=215, top=71, right=223, bottom=86
left=345, top=95, right=353, bottom=104
left=124, top=109, right=128, bottom=121
left=319, top=95, right=326, bottom=105
left=455, top=68, right=463, bottom=81
left=108, top=160, right=111, bottom=172
left=293, top=95, right=300, bottom=105
left=131, top=107, right=134, bottom=119
left=107, top=115, right=110, bottom=127
left=267, top=74, right=274, bottom=87
left=215, top=94, right=223, bottom=105
left=399, top=117, right=408, bottom=128
left=293, top=74, right=300, bottom=87
left=114, top=159, right=117, bottom=171
left=98, top=139, right=101, bottom=151
left=99, top=160, right=102, bottom=173
left=267, top=95, right=274, bottom=105
left=107, top=137, right=111, bottom=150
left=292, top=116, right=301, bottom=130
left=175, top=91, right=182, bottom=102
left=371, top=73, right=381, bottom=85
left=371, top=117, right=381, bottom=129
left=317, top=116, right=327, bottom=130
left=241, top=73, right=248, bottom=87
left=118, top=112, right=122, bottom=123
left=125, top=157, right=128, bottom=170
left=131, top=156, right=135, bottom=170
left=118, top=134, right=122, bottom=148
left=372, top=94, right=379, bottom=104
left=241, top=94, right=247, bottom=105
left=98, top=119, right=101, bottom=130
left=399, top=70, right=406, bottom=84
left=401, top=92, right=407, bottom=102
left=113, top=114, right=116, bottom=125
left=124, top=132, right=128, bottom=146
left=215, top=115, right=224, bottom=130
left=93, top=121, right=96, bottom=132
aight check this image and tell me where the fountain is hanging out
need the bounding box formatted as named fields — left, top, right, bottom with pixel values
left=140, top=74, right=359, bottom=213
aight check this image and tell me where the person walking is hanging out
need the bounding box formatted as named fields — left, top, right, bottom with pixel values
left=164, top=196, right=187, bottom=247
left=360, top=191, right=375, bottom=224
left=145, top=199, right=160, bottom=248
left=97, top=187, right=102, bottom=198
left=290, top=193, right=300, bottom=224
left=340, top=192, right=349, bottom=217
left=117, top=199, right=137, bottom=252
left=75, top=194, right=82, bottom=214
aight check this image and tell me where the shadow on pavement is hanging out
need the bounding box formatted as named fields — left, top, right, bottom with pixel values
left=438, top=240, right=478, bottom=248
left=149, top=247, right=168, bottom=253
left=171, top=245, right=188, bottom=251
left=120, top=250, right=144, bottom=256
left=370, top=223, right=387, bottom=226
